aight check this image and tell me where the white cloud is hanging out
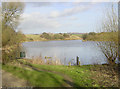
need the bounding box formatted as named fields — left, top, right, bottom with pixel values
left=62, top=5, right=90, bottom=16
left=49, top=3, right=94, bottom=18
left=50, top=11, right=59, bottom=18
left=18, top=13, right=61, bottom=33
left=69, top=17, right=78, bottom=20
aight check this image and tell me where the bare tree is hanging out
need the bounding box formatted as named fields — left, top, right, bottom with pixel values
left=2, top=2, right=24, bottom=29
left=97, top=4, right=118, bottom=65
left=2, top=2, right=25, bottom=64
left=2, top=2, right=25, bottom=46
left=0, top=5, right=2, bottom=47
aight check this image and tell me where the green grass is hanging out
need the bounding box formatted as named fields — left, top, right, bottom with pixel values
left=3, top=59, right=100, bottom=87
left=72, top=34, right=83, bottom=38
left=30, top=64, right=98, bottom=87
left=2, top=64, right=66, bottom=87
left=25, top=34, right=45, bottom=41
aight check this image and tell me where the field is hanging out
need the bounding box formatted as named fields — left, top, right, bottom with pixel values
left=25, top=34, right=45, bottom=41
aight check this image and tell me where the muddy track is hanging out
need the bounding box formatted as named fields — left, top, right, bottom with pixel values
left=17, top=60, right=74, bottom=87
left=2, top=70, right=30, bottom=87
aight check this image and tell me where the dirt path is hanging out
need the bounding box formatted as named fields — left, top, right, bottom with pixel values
left=17, top=60, right=74, bottom=87
left=2, top=70, right=30, bottom=87
left=29, top=66, right=73, bottom=87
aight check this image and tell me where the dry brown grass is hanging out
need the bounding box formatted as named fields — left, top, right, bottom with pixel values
left=21, top=56, right=62, bottom=65
left=90, top=64, right=119, bottom=87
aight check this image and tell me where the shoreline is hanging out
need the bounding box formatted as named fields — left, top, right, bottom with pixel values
left=22, top=38, right=83, bottom=43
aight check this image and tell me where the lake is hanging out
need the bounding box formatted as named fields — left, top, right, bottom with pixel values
left=22, top=40, right=107, bottom=65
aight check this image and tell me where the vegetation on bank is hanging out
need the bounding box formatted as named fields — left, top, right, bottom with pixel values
left=2, top=2, right=26, bottom=47
left=2, top=59, right=118, bottom=87
left=81, top=32, right=118, bottom=42
left=81, top=31, right=118, bottom=65
left=2, top=29, right=26, bottom=47
left=2, top=59, right=96, bottom=87
left=31, top=64, right=118, bottom=87
left=72, top=33, right=83, bottom=38
left=25, top=32, right=82, bottom=42
left=1, top=2, right=26, bottom=64
left=81, top=4, right=119, bottom=65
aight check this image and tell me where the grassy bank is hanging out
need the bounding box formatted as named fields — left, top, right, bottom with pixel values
left=2, top=59, right=118, bottom=87
left=82, top=32, right=118, bottom=41
left=26, top=62, right=118, bottom=87
left=2, top=59, right=95, bottom=87
left=25, top=33, right=82, bottom=42
left=31, top=64, right=95, bottom=87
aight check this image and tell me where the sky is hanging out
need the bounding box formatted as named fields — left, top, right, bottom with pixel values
left=17, top=2, right=118, bottom=34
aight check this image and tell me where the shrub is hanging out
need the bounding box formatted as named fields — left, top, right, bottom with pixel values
left=53, top=34, right=64, bottom=39
left=82, top=34, right=88, bottom=40
left=88, top=32, right=96, bottom=35
left=63, top=33, right=70, bottom=38
left=40, top=32, right=51, bottom=40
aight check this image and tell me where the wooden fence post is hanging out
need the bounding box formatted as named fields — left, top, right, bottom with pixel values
left=77, top=56, right=79, bottom=65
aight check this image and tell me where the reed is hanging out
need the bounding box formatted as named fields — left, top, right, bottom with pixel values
left=23, top=56, right=62, bottom=65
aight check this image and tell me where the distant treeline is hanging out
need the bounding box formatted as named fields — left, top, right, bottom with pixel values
left=40, top=32, right=70, bottom=40
left=26, top=32, right=82, bottom=41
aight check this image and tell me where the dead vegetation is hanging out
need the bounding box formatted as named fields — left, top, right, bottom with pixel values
left=18, top=56, right=62, bottom=65
left=90, top=64, right=119, bottom=87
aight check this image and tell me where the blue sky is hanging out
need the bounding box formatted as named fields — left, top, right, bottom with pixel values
left=17, top=2, right=117, bottom=34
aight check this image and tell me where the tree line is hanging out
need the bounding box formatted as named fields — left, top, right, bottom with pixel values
left=40, top=32, right=70, bottom=40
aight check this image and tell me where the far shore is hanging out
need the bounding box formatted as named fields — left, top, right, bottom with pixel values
left=24, top=33, right=83, bottom=43
left=22, top=38, right=83, bottom=43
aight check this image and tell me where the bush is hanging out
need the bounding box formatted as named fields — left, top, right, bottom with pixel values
left=88, top=32, right=96, bottom=35
left=2, top=46, right=21, bottom=64
left=53, top=34, right=64, bottom=40
left=40, top=32, right=51, bottom=40
left=63, top=33, right=70, bottom=38
left=82, top=34, right=88, bottom=40
left=2, top=27, right=26, bottom=46
left=40, top=33, right=67, bottom=40
left=29, top=38, right=33, bottom=41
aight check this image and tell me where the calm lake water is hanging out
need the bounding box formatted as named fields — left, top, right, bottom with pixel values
left=22, top=40, right=107, bottom=65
